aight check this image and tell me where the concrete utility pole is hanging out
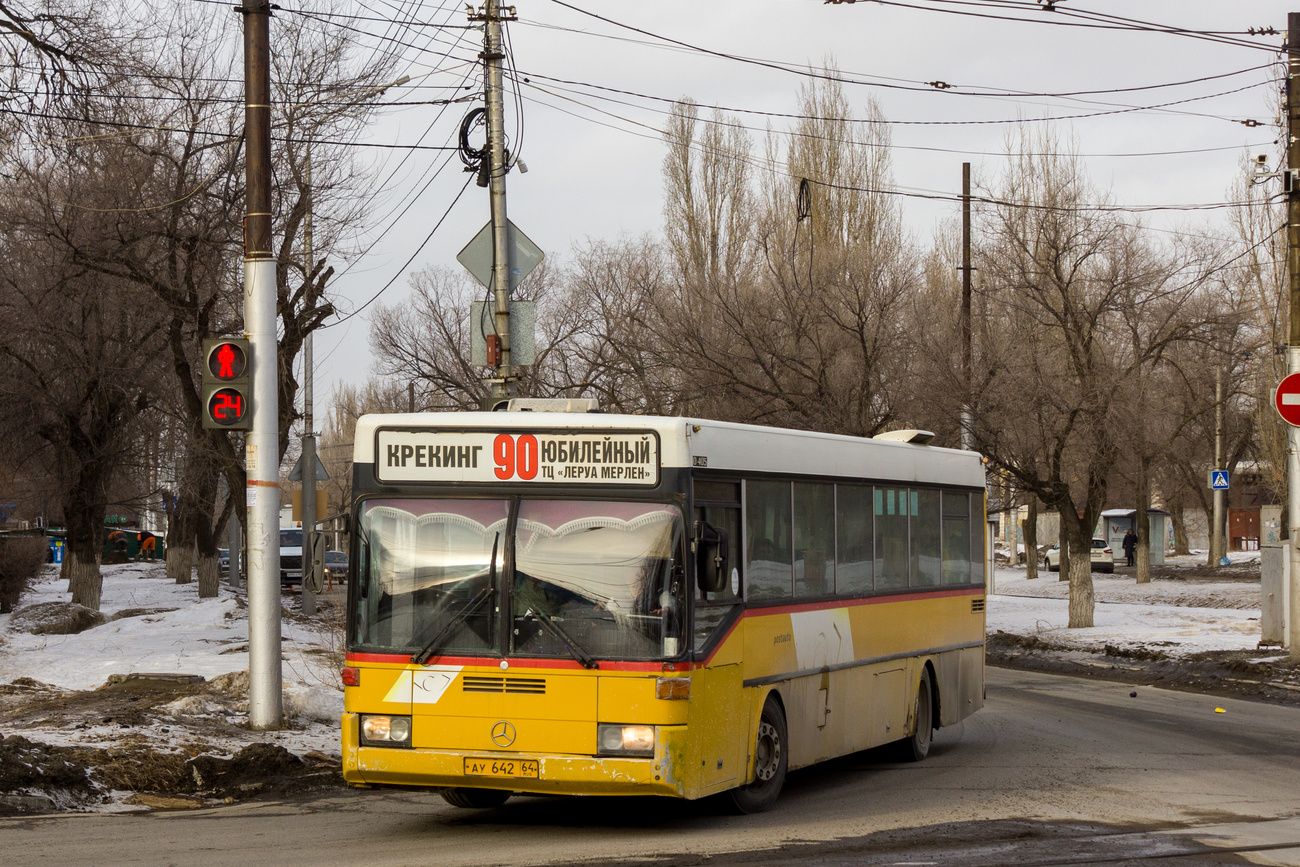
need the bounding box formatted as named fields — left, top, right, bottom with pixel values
left=478, top=0, right=517, bottom=407
left=960, top=162, right=974, bottom=451
left=1289, top=13, right=1300, bottom=661
left=243, top=0, right=282, bottom=728
left=301, top=148, right=317, bottom=617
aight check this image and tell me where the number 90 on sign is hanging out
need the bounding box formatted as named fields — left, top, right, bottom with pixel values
left=494, top=434, right=538, bottom=480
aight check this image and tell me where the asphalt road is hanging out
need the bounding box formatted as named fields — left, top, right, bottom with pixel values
left=7, top=667, right=1300, bottom=866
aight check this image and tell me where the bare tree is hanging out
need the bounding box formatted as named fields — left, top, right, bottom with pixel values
left=33, top=0, right=401, bottom=590
left=661, top=73, right=918, bottom=435
left=0, top=172, right=167, bottom=608
left=972, top=128, right=1204, bottom=627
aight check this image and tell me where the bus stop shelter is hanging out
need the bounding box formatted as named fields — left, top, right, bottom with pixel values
left=1099, top=509, right=1169, bottom=566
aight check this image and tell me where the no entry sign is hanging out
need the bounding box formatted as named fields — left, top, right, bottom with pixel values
left=1276, top=372, right=1300, bottom=426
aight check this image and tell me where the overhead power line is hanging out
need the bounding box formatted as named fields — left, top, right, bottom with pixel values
left=325, top=174, right=475, bottom=328
left=518, top=15, right=1275, bottom=101
left=850, top=0, right=1279, bottom=53
left=3, top=103, right=462, bottom=151
left=519, top=69, right=1273, bottom=129
left=520, top=73, right=1274, bottom=160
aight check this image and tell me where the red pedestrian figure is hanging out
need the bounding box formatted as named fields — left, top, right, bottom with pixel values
left=216, top=343, right=235, bottom=378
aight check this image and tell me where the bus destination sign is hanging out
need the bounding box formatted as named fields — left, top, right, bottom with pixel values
left=375, top=429, right=660, bottom=486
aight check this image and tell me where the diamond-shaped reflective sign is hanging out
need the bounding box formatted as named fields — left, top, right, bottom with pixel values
left=456, top=220, right=544, bottom=293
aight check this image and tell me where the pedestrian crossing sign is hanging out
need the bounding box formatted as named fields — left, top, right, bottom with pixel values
left=1209, top=470, right=1229, bottom=490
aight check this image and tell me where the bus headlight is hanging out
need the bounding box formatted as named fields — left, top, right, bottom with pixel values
left=597, top=724, right=655, bottom=757
left=361, top=714, right=412, bottom=747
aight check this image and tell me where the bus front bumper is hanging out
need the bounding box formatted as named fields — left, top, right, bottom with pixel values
left=341, top=713, right=686, bottom=798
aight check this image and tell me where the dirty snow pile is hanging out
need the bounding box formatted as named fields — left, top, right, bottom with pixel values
left=0, top=561, right=342, bottom=756
left=988, top=552, right=1263, bottom=657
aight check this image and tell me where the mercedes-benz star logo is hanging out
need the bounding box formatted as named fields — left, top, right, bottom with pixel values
left=491, top=720, right=517, bottom=747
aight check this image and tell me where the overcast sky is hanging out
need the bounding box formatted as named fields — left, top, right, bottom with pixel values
left=305, top=0, right=1289, bottom=423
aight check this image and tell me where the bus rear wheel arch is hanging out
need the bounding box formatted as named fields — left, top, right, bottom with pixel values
left=440, top=787, right=511, bottom=809
left=729, top=693, right=788, bottom=814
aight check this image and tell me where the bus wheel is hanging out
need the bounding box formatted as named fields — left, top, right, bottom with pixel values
left=440, top=787, right=511, bottom=809
left=729, top=696, right=788, bottom=814
left=899, top=668, right=934, bottom=763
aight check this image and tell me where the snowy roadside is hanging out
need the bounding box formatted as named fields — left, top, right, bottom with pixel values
left=988, top=552, right=1264, bottom=658
left=983, top=552, right=1300, bottom=704
left=0, top=562, right=345, bottom=814
left=0, top=561, right=343, bottom=752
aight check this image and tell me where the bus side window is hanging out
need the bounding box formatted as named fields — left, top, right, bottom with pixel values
left=746, top=480, right=793, bottom=600
left=794, top=482, right=834, bottom=597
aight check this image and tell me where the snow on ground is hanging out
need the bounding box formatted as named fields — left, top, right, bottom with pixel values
left=0, top=561, right=343, bottom=757
left=988, top=552, right=1265, bottom=658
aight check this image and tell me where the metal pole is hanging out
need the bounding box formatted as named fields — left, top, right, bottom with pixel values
left=961, top=162, right=974, bottom=451
left=1213, top=366, right=1224, bottom=565
left=228, top=504, right=242, bottom=590
left=483, top=0, right=516, bottom=407
left=243, top=0, right=282, bottom=728
left=1289, top=14, right=1300, bottom=659
left=301, top=147, right=317, bottom=617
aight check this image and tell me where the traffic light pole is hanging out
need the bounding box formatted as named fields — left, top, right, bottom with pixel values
left=243, top=0, right=282, bottom=728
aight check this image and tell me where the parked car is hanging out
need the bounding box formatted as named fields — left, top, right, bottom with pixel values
left=1044, top=538, right=1114, bottom=573
left=280, top=527, right=303, bottom=589
left=217, top=548, right=230, bottom=576
left=324, top=550, right=348, bottom=584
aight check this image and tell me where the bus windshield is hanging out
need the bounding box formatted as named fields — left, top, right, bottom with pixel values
left=354, top=499, right=508, bottom=656
left=513, top=501, right=684, bottom=661
left=353, top=498, right=685, bottom=662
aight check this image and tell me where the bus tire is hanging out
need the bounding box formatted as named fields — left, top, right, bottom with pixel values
left=440, top=787, right=511, bottom=809
left=729, top=695, right=788, bottom=814
left=899, top=668, right=934, bottom=763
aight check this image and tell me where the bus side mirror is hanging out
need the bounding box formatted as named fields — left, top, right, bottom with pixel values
left=696, top=524, right=728, bottom=594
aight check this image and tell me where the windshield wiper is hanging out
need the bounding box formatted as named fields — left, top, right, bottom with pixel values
left=411, top=534, right=498, bottom=666
left=523, top=606, right=598, bottom=670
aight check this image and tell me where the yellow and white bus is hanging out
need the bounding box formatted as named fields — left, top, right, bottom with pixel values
left=341, top=407, right=986, bottom=812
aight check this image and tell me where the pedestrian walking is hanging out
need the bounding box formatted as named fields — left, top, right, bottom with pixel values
left=1122, top=529, right=1137, bottom=567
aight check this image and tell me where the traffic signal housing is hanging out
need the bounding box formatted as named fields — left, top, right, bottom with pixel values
left=202, top=338, right=251, bottom=430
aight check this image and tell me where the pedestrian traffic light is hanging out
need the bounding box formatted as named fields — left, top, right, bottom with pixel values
left=202, top=338, right=251, bottom=430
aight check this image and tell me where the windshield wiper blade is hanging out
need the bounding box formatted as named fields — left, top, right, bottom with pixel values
left=411, top=534, right=498, bottom=666
left=412, top=585, right=492, bottom=665
left=526, top=607, right=598, bottom=669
